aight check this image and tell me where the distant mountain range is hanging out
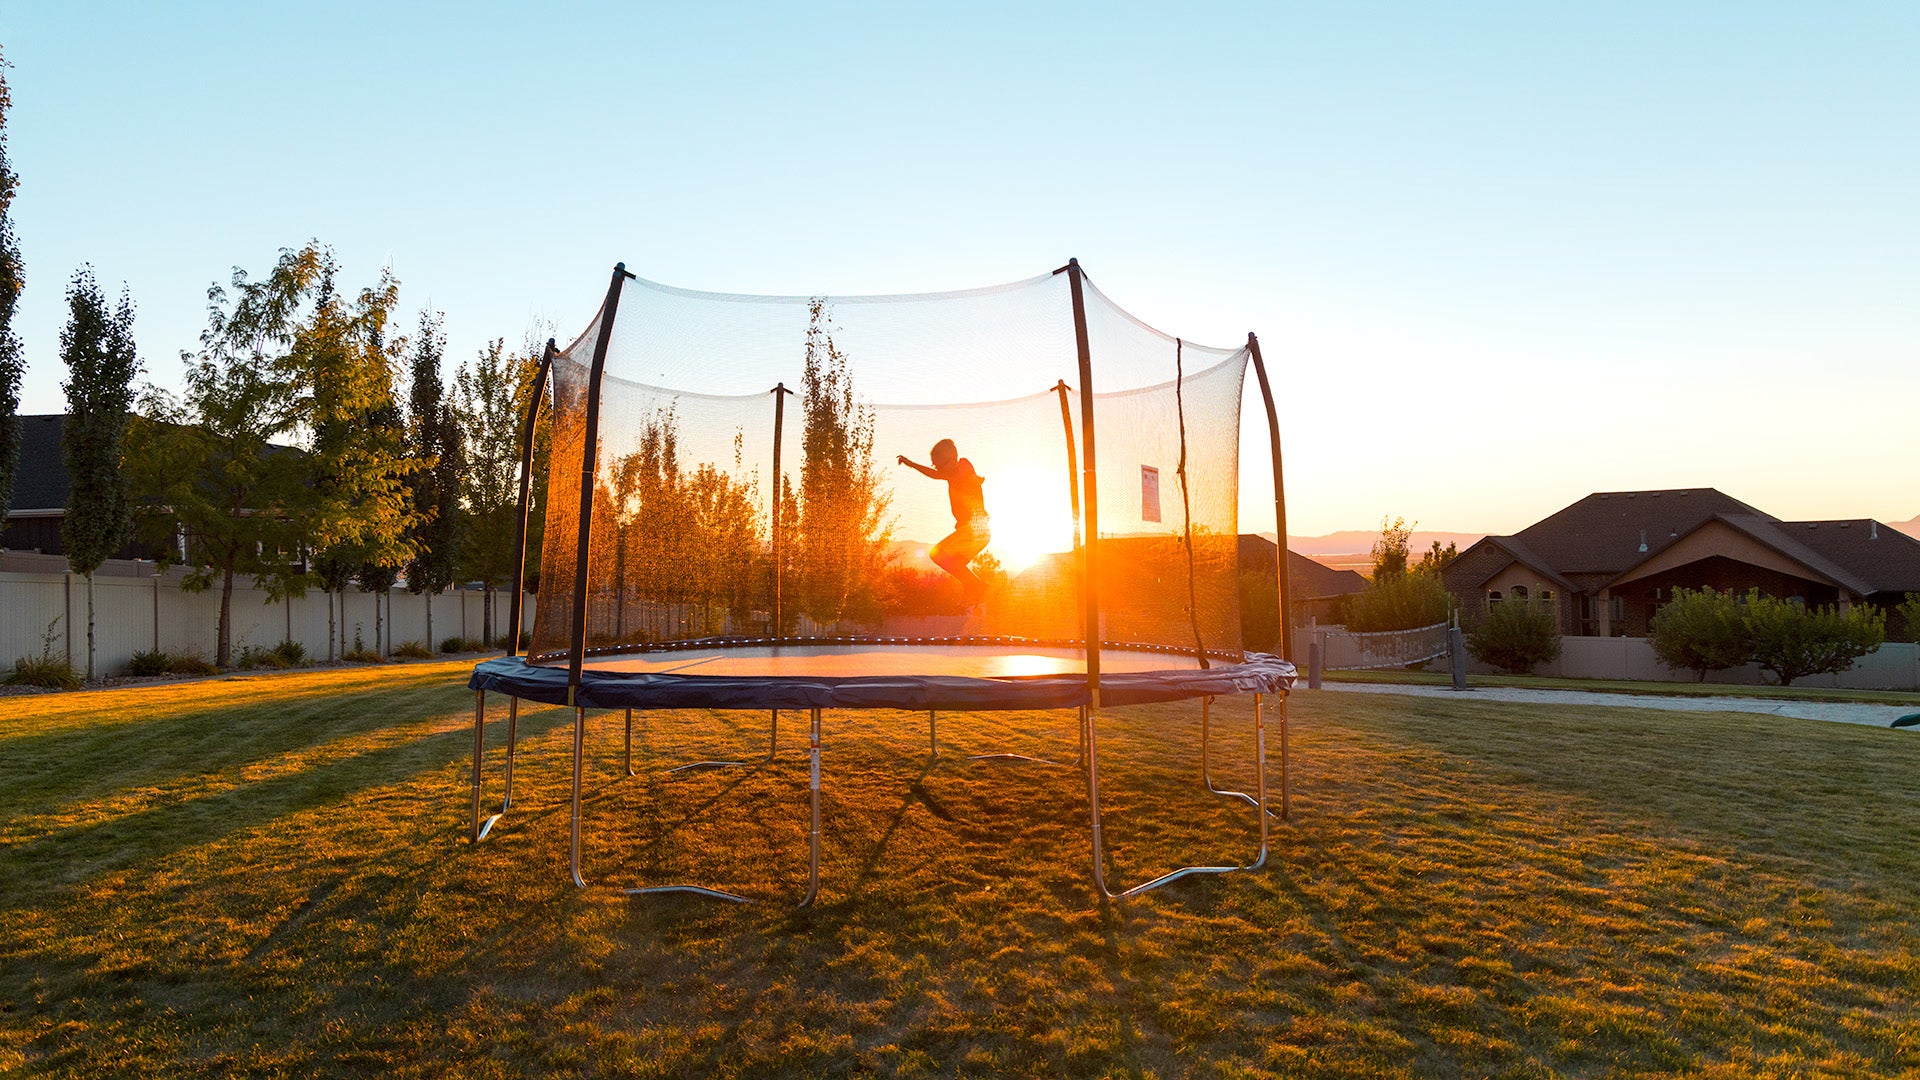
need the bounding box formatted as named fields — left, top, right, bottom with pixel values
left=1263, top=530, right=1488, bottom=559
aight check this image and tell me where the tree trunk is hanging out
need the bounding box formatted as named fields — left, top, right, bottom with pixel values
left=327, top=589, right=337, bottom=662
left=218, top=563, right=235, bottom=669
left=426, top=590, right=434, bottom=655
left=483, top=586, right=495, bottom=649
left=85, top=572, right=96, bottom=681
left=375, top=589, right=385, bottom=658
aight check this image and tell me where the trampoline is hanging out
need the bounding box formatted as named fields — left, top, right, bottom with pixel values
left=467, top=260, right=1298, bottom=905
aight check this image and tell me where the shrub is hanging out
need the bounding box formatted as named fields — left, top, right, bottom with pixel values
left=6, top=619, right=83, bottom=689
left=7, top=652, right=83, bottom=689
left=1337, top=570, right=1452, bottom=633
left=1742, top=591, right=1885, bottom=686
left=235, top=644, right=286, bottom=670
left=1650, top=587, right=1751, bottom=681
left=440, top=636, right=468, bottom=655
left=1466, top=598, right=1562, bottom=674
left=393, top=640, right=433, bottom=659
left=271, top=640, right=307, bottom=667
left=127, top=650, right=172, bottom=677
left=495, top=630, right=531, bottom=651
left=168, top=649, right=218, bottom=676
left=1892, top=592, right=1920, bottom=643
left=341, top=628, right=384, bottom=663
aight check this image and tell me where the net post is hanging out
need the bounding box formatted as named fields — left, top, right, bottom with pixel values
left=770, top=382, right=791, bottom=638
left=1066, top=259, right=1101, bottom=707
left=567, top=264, right=637, bottom=702
left=1247, top=333, right=1292, bottom=664
left=1052, top=381, right=1083, bottom=550
left=506, top=339, right=555, bottom=659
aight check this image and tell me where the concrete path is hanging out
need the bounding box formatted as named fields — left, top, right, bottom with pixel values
left=1312, top=681, right=1920, bottom=730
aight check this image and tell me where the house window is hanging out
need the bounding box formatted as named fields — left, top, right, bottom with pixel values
left=1540, top=589, right=1555, bottom=603
left=1511, top=585, right=1529, bottom=601
left=1488, top=590, right=1503, bottom=606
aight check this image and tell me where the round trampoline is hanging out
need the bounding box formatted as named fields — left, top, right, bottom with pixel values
left=466, top=260, right=1298, bottom=905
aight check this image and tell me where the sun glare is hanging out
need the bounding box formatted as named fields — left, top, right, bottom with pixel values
left=983, top=466, right=1077, bottom=576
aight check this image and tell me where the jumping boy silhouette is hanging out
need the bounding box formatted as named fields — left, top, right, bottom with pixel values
left=898, top=439, right=990, bottom=607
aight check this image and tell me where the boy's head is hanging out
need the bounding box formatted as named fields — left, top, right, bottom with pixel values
left=930, top=439, right=957, bottom=468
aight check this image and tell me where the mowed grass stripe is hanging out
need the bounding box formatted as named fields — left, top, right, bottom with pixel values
left=0, top=667, right=1915, bottom=1077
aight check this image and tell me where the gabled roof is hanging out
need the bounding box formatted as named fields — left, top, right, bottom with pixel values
left=1237, top=535, right=1368, bottom=599
left=1448, top=534, right=1579, bottom=593
left=1696, top=514, right=1877, bottom=597
left=1513, top=488, right=1774, bottom=575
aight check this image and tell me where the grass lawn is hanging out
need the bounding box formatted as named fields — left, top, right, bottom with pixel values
left=2, top=661, right=1917, bottom=1077
left=1325, top=667, right=1920, bottom=706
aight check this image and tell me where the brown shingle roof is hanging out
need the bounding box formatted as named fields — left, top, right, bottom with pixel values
left=1771, top=519, right=1920, bottom=596
left=1512, top=488, right=1773, bottom=575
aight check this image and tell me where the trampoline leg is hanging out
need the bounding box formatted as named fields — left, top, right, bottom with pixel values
left=1203, top=695, right=1281, bottom=818
left=502, top=697, right=519, bottom=812
left=570, top=706, right=587, bottom=889
left=625, top=708, right=634, bottom=777
left=1278, top=694, right=1289, bottom=823
left=929, top=710, right=937, bottom=757
left=470, top=690, right=487, bottom=842
left=766, top=709, right=778, bottom=763
left=1084, top=694, right=1273, bottom=901
left=801, top=707, right=822, bottom=908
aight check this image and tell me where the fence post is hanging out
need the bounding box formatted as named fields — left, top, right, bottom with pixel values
left=1449, top=623, right=1468, bottom=690
left=64, top=572, right=73, bottom=665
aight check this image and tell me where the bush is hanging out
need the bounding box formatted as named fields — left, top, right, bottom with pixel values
left=6, top=619, right=83, bottom=689
left=1466, top=598, right=1562, bottom=674
left=127, top=650, right=172, bottom=677
left=168, top=649, right=218, bottom=676
left=1742, top=591, right=1885, bottom=686
left=440, top=636, right=487, bottom=654
left=1650, top=587, right=1751, bottom=681
left=1892, top=592, right=1920, bottom=643
left=272, top=640, right=306, bottom=667
left=6, top=652, right=83, bottom=689
left=393, top=640, right=433, bottom=659
left=495, top=630, right=531, bottom=651
left=1336, top=571, right=1453, bottom=633
left=236, top=643, right=293, bottom=670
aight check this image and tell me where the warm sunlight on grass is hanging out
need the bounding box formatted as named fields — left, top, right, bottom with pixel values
left=2, top=664, right=1917, bottom=1076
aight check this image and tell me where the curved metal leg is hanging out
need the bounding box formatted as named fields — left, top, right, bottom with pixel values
left=801, top=706, right=822, bottom=907
left=502, top=697, right=519, bottom=812
left=624, top=708, right=634, bottom=777
left=471, top=691, right=501, bottom=842
left=1086, top=694, right=1273, bottom=900
left=1202, top=696, right=1282, bottom=817
left=570, top=706, right=587, bottom=889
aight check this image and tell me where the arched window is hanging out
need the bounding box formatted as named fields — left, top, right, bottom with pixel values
left=1510, top=585, right=1529, bottom=601
left=1488, top=590, right=1503, bottom=606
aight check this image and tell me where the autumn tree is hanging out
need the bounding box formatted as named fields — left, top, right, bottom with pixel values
left=59, top=268, right=139, bottom=678
left=0, top=50, right=23, bottom=525
left=794, top=299, right=890, bottom=627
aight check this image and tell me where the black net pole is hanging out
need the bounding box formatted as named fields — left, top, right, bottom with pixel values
left=505, top=338, right=555, bottom=660
left=770, top=382, right=790, bottom=637
left=1052, top=381, right=1082, bottom=550
left=1247, top=333, right=1293, bottom=663
left=1065, top=260, right=1101, bottom=706
left=567, top=264, right=636, bottom=701
left=1173, top=340, right=1210, bottom=668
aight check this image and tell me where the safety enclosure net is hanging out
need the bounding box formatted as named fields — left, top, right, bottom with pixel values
left=528, top=266, right=1254, bottom=667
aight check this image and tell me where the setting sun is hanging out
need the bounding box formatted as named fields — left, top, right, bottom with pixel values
left=980, top=465, right=1077, bottom=575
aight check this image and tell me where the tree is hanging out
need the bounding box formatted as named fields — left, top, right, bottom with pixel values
left=1336, top=571, right=1452, bottom=632
left=1742, top=592, right=1885, bottom=687
left=794, top=299, right=891, bottom=627
left=404, top=311, right=461, bottom=651
left=1412, top=539, right=1458, bottom=576
left=59, top=268, right=139, bottom=679
left=127, top=247, right=322, bottom=667
left=1891, top=592, right=1920, bottom=644
left=452, top=337, right=537, bottom=645
left=1370, top=516, right=1413, bottom=580
left=0, top=50, right=23, bottom=529
left=274, top=250, right=417, bottom=660
left=1467, top=596, right=1562, bottom=674
left=1649, top=587, right=1751, bottom=681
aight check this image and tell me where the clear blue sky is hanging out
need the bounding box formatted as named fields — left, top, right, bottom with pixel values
left=5, top=2, right=1916, bottom=535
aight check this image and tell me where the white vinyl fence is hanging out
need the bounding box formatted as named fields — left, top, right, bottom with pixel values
left=1, top=555, right=534, bottom=675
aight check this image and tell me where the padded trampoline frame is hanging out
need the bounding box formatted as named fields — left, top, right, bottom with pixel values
left=468, top=260, right=1299, bottom=906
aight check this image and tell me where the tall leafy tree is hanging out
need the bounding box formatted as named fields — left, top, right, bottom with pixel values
left=453, top=337, right=543, bottom=645
left=404, top=311, right=461, bottom=651
left=286, top=255, right=416, bottom=658
left=794, top=299, right=890, bottom=627
left=59, top=268, right=139, bottom=678
left=0, top=50, right=24, bottom=525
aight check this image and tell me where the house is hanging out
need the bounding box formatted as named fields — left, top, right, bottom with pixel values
left=1237, top=534, right=1369, bottom=622
left=1442, top=488, right=1920, bottom=636
left=1, top=414, right=172, bottom=560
